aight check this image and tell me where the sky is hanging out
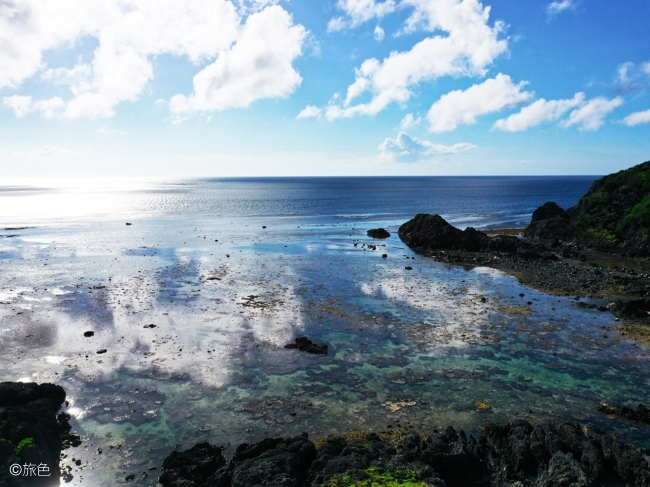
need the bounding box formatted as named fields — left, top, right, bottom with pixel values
left=1, top=0, right=650, bottom=177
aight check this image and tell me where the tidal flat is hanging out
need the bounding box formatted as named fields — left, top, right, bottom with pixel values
left=2, top=214, right=650, bottom=485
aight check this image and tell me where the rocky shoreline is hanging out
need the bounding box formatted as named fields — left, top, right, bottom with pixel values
left=158, top=416, right=650, bottom=486
left=395, top=159, right=650, bottom=345
left=0, top=382, right=80, bottom=487
left=396, top=216, right=650, bottom=345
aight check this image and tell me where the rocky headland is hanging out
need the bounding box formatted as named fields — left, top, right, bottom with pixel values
left=0, top=382, right=80, bottom=486
left=158, top=417, right=650, bottom=486
left=398, top=160, right=650, bottom=344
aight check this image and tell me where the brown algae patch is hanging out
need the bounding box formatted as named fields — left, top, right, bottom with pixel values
left=618, top=322, right=650, bottom=345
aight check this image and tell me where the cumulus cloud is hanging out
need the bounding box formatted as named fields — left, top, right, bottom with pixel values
left=493, top=93, right=585, bottom=131
left=379, top=132, right=476, bottom=162
left=328, top=0, right=396, bottom=31
left=546, top=0, right=575, bottom=16
left=374, top=25, right=385, bottom=41
left=170, top=6, right=306, bottom=115
left=427, top=74, right=532, bottom=132
left=0, top=0, right=306, bottom=119
left=560, top=97, right=624, bottom=131
left=320, top=0, right=508, bottom=120
left=296, top=105, right=322, bottom=119
left=623, top=109, right=650, bottom=126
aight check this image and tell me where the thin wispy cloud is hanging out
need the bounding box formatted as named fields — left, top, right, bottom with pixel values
left=379, top=132, right=476, bottom=162
left=546, top=0, right=575, bottom=17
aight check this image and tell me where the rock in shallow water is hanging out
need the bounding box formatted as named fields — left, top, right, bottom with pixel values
left=367, top=228, right=391, bottom=239
left=284, top=337, right=328, bottom=355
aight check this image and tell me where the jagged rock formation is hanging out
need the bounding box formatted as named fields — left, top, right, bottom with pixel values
left=158, top=419, right=650, bottom=487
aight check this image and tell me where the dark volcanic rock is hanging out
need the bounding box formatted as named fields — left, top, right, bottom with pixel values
left=487, top=234, right=520, bottom=253
left=161, top=419, right=650, bottom=487
left=0, top=382, right=77, bottom=487
left=398, top=214, right=489, bottom=252
left=160, top=435, right=316, bottom=487
left=158, top=442, right=226, bottom=486
left=367, top=228, right=390, bottom=239
left=598, top=402, right=650, bottom=425
left=231, top=435, right=316, bottom=487
left=284, top=337, right=328, bottom=355
left=524, top=202, right=574, bottom=241
left=532, top=201, right=567, bottom=222
left=606, top=298, right=650, bottom=318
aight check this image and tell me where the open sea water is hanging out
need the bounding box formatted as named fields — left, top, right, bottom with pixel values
left=2, top=176, right=650, bottom=486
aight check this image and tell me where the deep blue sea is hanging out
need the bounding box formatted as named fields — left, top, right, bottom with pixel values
left=0, top=176, right=598, bottom=228
left=2, top=176, right=650, bottom=486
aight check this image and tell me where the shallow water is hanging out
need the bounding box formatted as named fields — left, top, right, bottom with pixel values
left=1, top=177, right=650, bottom=485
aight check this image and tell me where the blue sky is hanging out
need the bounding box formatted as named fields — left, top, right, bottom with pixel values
left=1, top=0, right=649, bottom=177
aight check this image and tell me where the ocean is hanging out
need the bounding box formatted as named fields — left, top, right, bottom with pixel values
left=2, top=176, right=649, bottom=485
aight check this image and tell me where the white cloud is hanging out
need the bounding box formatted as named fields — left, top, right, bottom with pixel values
left=0, top=1, right=306, bottom=119
left=546, top=0, right=575, bottom=16
left=235, top=0, right=281, bottom=14
left=3, top=95, right=65, bottom=118
left=617, top=62, right=635, bottom=84
left=493, top=93, right=585, bottom=131
left=427, top=74, right=532, bottom=132
left=296, top=105, right=322, bottom=119
left=614, top=61, right=650, bottom=93
left=561, top=96, right=623, bottom=131
left=322, top=0, right=508, bottom=120
left=374, top=25, right=385, bottom=41
left=623, top=109, right=650, bottom=126
left=332, top=0, right=396, bottom=29
left=170, top=6, right=306, bottom=115
left=400, top=113, right=421, bottom=129
left=380, top=132, right=476, bottom=162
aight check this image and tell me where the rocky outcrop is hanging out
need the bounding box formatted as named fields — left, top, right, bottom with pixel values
left=598, top=402, right=650, bottom=425
left=398, top=214, right=490, bottom=252
left=524, top=160, right=650, bottom=253
left=0, top=382, right=80, bottom=487
left=284, top=337, right=328, bottom=355
left=367, top=228, right=391, bottom=239
left=159, top=419, right=650, bottom=487
left=523, top=202, right=575, bottom=241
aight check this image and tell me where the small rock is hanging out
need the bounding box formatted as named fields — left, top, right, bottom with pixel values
left=125, top=473, right=135, bottom=481
left=284, top=337, right=328, bottom=355
left=405, top=266, right=413, bottom=270
left=97, top=349, right=107, bottom=354
left=367, top=228, right=391, bottom=239
left=126, top=223, right=132, bottom=226
left=143, top=324, right=156, bottom=329
left=84, top=331, right=94, bottom=337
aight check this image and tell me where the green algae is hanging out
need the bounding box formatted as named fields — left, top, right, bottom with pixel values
left=324, top=466, right=427, bottom=487
left=15, top=437, right=35, bottom=455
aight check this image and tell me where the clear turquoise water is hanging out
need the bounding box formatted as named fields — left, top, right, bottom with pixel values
left=1, top=177, right=649, bottom=486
